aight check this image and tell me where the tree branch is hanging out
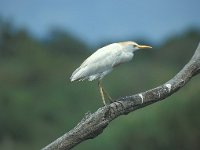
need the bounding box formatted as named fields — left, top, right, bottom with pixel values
left=42, top=42, right=200, bottom=150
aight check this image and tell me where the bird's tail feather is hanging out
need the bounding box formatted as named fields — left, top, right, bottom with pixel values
left=70, top=67, right=87, bottom=82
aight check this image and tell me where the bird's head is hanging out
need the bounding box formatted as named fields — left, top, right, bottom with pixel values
left=119, top=41, right=152, bottom=52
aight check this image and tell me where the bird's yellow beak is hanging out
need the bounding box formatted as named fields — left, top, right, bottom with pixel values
left=137, top=45, right=152, bottom=49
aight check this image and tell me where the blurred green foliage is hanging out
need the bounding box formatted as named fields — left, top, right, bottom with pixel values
left=0, top=19, right=200, bottom=150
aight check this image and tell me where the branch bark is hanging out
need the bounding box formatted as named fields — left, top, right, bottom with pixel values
left=42, top=42, right=200, bottom=150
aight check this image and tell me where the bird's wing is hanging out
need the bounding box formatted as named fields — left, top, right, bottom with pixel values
left=70, top=43, right=123, bottom=81
left=80, top=43, right=122, bottom=68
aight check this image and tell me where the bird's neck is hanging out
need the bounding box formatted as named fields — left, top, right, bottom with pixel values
left=124, top=45, right=135, bottom=53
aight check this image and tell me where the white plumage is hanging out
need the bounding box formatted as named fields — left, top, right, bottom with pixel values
left=70, top=41, right=152, bottom=105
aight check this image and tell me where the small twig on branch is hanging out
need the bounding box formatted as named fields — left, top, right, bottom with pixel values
left=42, top=42, right=200, bottom=150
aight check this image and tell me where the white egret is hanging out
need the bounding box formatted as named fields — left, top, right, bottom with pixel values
left=70, top=41, right=152, bottom=105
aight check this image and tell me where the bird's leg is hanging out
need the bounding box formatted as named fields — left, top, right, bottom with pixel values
left=98, top=80, right=106, bottom=105
left=101, top=86, right=113, bottom=103
left=98, top=80, right=113, bottom=104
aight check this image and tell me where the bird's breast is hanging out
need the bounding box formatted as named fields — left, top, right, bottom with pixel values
left=112, top=52, right=134, bottom=68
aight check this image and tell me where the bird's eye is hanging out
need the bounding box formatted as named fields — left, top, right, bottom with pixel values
left=133, top=45, right=137, bottom=48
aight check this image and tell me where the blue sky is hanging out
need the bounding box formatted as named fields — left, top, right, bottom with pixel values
left=0, top=0, right=199, bottom=45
